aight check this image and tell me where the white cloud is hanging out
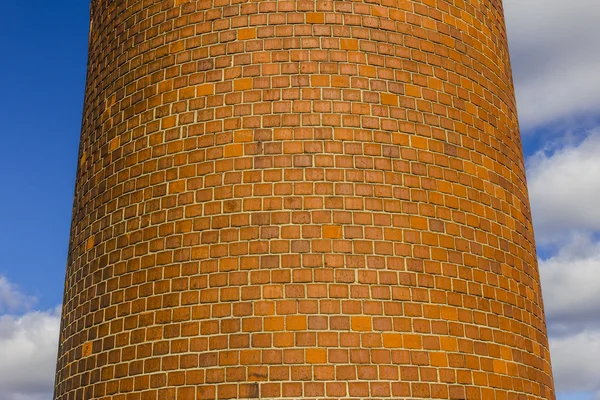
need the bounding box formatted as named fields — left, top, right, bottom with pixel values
left=550, top=330, right=600, bottom=396
left=540, top=234, right=600, bottom=336
left=0, top=275, right=60, bottom=400
left=527, top=132, right=600, bottom=245
left=526, top=130, right=600, bottom=397
left=0, top=276, right=37, bottom=313
left=0, top=308, right=61, bottom=400
left=504, top=0, right=600, bottom=129
left=538, top=232, right=600, bottom=399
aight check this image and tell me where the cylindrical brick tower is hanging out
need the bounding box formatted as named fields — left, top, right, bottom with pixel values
left=55, top=0, right=555, bottom=399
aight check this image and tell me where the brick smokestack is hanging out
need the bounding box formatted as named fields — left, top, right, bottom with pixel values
left=54, top=0, right=556, bottom=399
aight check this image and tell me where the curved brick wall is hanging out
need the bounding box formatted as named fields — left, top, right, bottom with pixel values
left=55, top=0, right=555, bottom=399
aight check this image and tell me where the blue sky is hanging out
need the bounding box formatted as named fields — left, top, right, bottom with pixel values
left=0, top=1, right=599, bottom=399
left=0, top=1, right=88, bottom=307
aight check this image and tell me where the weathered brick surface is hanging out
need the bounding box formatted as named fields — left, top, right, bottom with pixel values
left=55, top=0, right=555, bottom=399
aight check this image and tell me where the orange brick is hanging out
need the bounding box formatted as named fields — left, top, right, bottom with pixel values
left=311, top=75, right=329, bottom=87
left=441, top=337, right=458, bottom=352
left=224, top=144, right=243, bottom=158
left=351, top=316, right=371, bottom=332
left=340, top=39, right=358, bottom=50
left=382, top=333, right=402, bottom=348
left=286, top=316, right=307, bottom=331
left=306, top=349, right=327, bottom=364
left=322, top=225, right=342, bottom=239
left=430, top=352, right=448, bottom=367
left=380, top=93, right=399, bottom=106
left=82, top=342, right=93, bottom=357
left=197, top=84, right=214, bottom=96
left=234, top=130, right=253, bottom=143
left=405, top=84, right=421, bottom=97
left=403, top=335, right=422, bottom=349
left=238, top=28, right=256, bottom=40
left=234, top=78, right=252, bottom=91
left=79, top=151, right=87, bottom=167
left=109, top=137, right=119, bottom=151
left=306, top=13, right=324, bottom=24
left=262, top=316, right=283, bottom=332
left=359, top=65, right=377, bottom=78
